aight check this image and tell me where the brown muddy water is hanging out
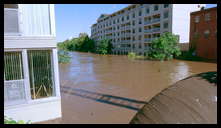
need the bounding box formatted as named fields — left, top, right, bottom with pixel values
left=58, top=52, right=217, bottom=124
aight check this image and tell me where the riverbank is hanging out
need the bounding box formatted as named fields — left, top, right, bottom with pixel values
left=130, top=72, right=217, bottom=124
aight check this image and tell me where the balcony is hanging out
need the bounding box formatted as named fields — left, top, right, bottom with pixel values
left=144, top=21, right=151, bottom=25
left=125, top=26, right=130, bottom=30
left=4, top=8, right=20, bottom=35
left=152, top=37, right=159, bottom=41
left=144, top=38, right=152, bottom=42
left=144, top=29, right=152, bottom=33
left=121, top=40, right=130, bottom=43
left=125, top=33, right=131, bottom=37
left=106, top=29, right=112, bottom=33
left=152, top=18, right=160, bottom=23
left=152, top=28, right=160, bottom=32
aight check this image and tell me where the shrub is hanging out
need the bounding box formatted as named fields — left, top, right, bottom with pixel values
left=4, top=116, right=31, bottom=124
left=128, top=52, right=136, bottom=59
left=175, top=49, right=205, bottom=61
left=147, top=32, right=181, bottom=61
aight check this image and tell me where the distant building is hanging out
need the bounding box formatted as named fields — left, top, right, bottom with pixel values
left=91, top=4, right=205, bottom=55
left=189, top=7, right=217, bottom=60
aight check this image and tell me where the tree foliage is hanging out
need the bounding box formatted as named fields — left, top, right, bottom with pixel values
left=4, top=116, right=31, bottom=124
left=147, top=32, right=181, bottom=61
left=57, top=33, right=95, bottom=52
left=96, top=39, right=113, bottom=55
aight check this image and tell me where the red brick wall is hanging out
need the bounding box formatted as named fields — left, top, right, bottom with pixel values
left=189, top=7, right=217, bottom=60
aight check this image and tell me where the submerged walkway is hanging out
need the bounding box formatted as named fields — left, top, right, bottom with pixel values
left=130, top=72, right=217, bottom=124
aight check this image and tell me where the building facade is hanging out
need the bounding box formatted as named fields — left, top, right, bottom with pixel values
left=4, top=4, right=61, bottom=123
left=91, top=4, right=205, bottom=55
left=189, top=7, right=217, bottom=60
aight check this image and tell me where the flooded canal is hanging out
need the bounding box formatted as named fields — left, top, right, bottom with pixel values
left=58, top=52, right=217, bottom=124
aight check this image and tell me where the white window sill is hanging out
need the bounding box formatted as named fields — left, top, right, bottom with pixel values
left=4, top=96, right=61, bottom=110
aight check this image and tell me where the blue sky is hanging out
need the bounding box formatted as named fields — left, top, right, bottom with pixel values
left=55, top=4, right=217, bottom=42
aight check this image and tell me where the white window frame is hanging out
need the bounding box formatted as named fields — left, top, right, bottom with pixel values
left=4, top=48, right=60, bottom=107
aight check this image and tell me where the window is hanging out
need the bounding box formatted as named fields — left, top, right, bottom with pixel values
left=117, top=18, right=119, bottom=23
left=204, top=30, right=210, bottom=38
left=164, top=11, right=169, bottom=18
left=146, top=8, right=150, bottom=14
left=132, top=20, right=135, bottom=26
left=163, top=22, right=168, bottom=29
left=195, top=16, right=200, bottom=23
left=127, top=15, right=129, bottom=20
left=4, top=4, right=19, bottom=33
left=139, top=18, right=142, bottom=24
left=205, top=13, right=210, bottom=21
left=4, top=50, right=56, bottom=105
left=132, top=44, right=135, bottom=49
left=154, top=5, right=159, bottom=11
left=132, top=36, right=135, bottom=41
left=139, top=35, right=142, bottom=40
left=113, top=20, right=115, bottom=24
left=122, top=16, right=124, bottom=22
left=164, top=4, right=169, bottom=8
left=133, top=13, right=135, bottom=18
left=139, top=10, right=142, bottom=16
left=132, top=29, right=135, bottom=33
left=28, top=50, right=55, bottom=99
left=139, top=27, right=142, bottom=32
left=139, top=44, right=142, bottom=48
left=4, top=52, right=26, bottom=104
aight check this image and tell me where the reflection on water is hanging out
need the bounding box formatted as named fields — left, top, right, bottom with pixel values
left=59, top=52, right=217, bottom=101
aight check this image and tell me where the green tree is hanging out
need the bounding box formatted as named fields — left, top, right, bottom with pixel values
left=57, top=33, right=95, bottom=52
left=96, top=39, right=113, bottom=54
left=147, top=32, right=181, bottom=61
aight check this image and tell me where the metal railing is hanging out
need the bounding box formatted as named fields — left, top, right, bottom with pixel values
left=152, top=18, right=160, bottom=23
left=144, top=29, right=152, bottom=33
left=144, top=21, right=151, bottom=25
left=144, top=38, right=152, bottom=42
left=152, top=28, right=160, bottom=32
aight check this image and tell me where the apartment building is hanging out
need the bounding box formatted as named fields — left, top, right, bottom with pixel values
left=189, top=7, right=217, bottom=60
left=91, top=4, right=205, bottom=55
left=4, top=4, right=61, bottom=123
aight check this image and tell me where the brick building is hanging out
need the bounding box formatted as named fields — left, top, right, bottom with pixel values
left=189, top=7, right=217, bottom=60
